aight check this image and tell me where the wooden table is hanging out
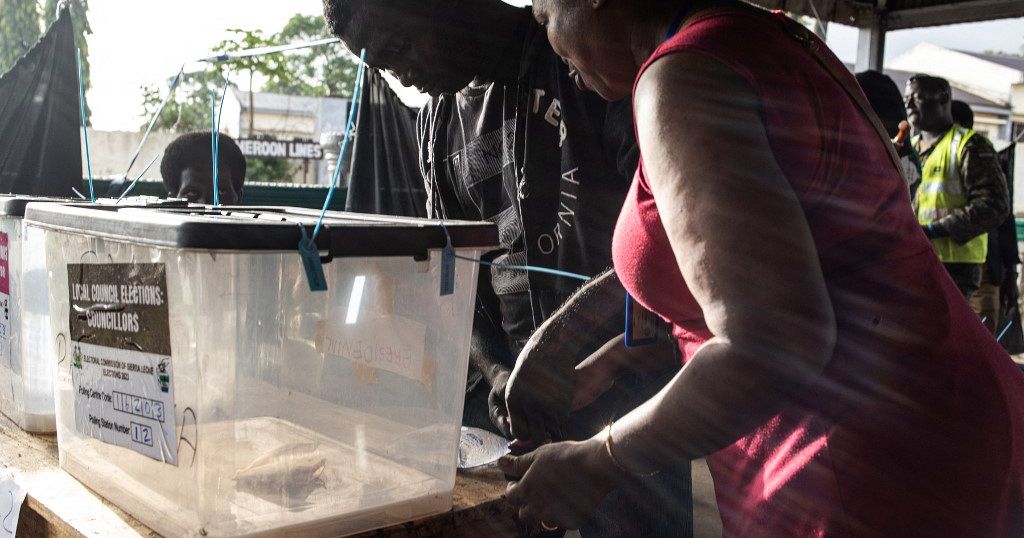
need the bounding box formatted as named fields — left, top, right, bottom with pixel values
left=0, top=414, right=516, bottom=537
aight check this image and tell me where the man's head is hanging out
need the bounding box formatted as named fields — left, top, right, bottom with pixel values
left=160, top=132, right=246, bottom=205
left=323, top=0, right=505, bottom=95
left=951, top=100, right=974, bottom=129
left=905, top=74, right=953, bottom=134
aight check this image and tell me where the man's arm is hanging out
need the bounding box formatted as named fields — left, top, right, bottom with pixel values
left=469, top=289, right=517, bottom=436
left=505, top=269, right=629, bottom=442
left=929, top=136, right=1009, bottom=243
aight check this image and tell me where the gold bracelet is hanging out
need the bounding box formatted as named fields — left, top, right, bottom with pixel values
left=603, top=423, right=659, bottom=478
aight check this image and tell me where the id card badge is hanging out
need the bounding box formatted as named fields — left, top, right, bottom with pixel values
left=625, top=293, right=660, bottom=347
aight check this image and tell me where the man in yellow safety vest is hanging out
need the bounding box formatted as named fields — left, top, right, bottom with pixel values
left=906, top=75, right=1009, bottom=299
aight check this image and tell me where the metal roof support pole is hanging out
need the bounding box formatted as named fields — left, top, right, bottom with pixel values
left=855, top=15, right=886, bottom=72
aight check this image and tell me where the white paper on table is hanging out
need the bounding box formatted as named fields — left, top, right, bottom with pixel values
left=0, top=478, right=26, bottom=538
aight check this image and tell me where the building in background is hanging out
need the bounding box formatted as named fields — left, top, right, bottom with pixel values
left=82, top=90, right=351, bottom=186
left=221, top=89, right=350, bottom=185
left=889, top=43, right=1022, bottom=141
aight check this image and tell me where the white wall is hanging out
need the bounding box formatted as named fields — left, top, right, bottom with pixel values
left=81, top=129, right=179, bottom=181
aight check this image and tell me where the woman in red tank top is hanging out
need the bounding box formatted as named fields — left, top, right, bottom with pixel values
left=500, top=0, right=1024, bottom=535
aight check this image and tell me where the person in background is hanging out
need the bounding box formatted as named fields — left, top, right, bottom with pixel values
left=499, top=0, right=1024, bottom=535
left=160, top=131, right=246, bottom=205
left=950, top=99, right=974, bottom=131
left=323, top=0, right=693, bottom=536
left=950, top=100, right=1021, bottom=336
left=907, top=75, right=1009, bottom=299
left=855, top=70, right=921, bottom=195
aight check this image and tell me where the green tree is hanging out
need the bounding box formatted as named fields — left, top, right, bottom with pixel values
left=0, top=0, right=41, bottom=74
left=214, top=28, right=292, bottom=134
left=140, top=70, right=230, bottom=133
left=138, top=15, right=358, bottom=183
left=247, top=154, right=296, bottom=183
left=265, top=14, right=359, bottom=97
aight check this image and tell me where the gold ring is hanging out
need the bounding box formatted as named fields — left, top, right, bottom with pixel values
left=541, top=521, right=558, bottom=531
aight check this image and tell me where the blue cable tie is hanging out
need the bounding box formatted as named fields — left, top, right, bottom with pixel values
left=76, top=48, right=94, bottom=202
left=311, top=48, right=367, bottom=241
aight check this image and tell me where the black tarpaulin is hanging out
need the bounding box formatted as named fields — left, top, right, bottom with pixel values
left=0, top=7, right=82, bottom=196
left=994, top=145, right=1024, bottom=353
left=345, top=68, right=426, bottom=217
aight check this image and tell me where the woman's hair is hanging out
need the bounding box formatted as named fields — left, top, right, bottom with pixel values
left=160, top=131, right=247, bottom=193
left=855, top=70, right=907, bottom=139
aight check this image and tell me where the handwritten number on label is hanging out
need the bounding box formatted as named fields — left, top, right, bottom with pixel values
left=2, top=491, right=13, bottom=533
left=0, top=479, right=26, bottom=538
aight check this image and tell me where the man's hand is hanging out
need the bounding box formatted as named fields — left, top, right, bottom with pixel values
left=488, top=368, right=513, bottom=437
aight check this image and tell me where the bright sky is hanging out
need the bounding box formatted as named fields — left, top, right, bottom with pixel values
left=80, top=0, right=1024, bottom=132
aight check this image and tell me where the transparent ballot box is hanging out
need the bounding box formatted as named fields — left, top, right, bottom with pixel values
left=0, top=196, right=188, bottom=433
left=0, top=196, right=69, bottom=432
left=26, top=204, right=497, bottom=537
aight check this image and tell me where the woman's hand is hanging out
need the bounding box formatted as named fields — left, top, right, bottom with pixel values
left=499, top=437, right=626, bottom=530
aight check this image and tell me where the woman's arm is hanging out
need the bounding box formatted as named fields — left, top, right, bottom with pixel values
left=609, top=52, right=836, bottom=472
left=500, top=51, right=838, bottom=529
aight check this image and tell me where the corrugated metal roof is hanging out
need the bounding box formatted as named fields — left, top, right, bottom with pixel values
left=846, top=63, right=1007, bottom=108
left=751, top=0, right=1024, bottom=29
left=957, top=51, right=1024, bottom=73
left=884, top=68, right=1006, bottom=108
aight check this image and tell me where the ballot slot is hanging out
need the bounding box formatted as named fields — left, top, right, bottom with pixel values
left=26, top=203, right=497, bottom=538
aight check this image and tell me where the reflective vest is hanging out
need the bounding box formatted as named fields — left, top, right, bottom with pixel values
left=915, top=125, right=986, bottom=264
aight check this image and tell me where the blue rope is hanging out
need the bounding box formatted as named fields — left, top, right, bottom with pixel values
left=76, top=48, right=94, bottom=202
left=124, top=67, right=183, bottom=182
left=213, top=78, right=229, bottom=206
left=210, top=92, right=217, bottom=204
left=116, top=152, right=161, bottom=203
left=997, top=319, right=1014, bottom=343
left=451, top=254, right=591, bottom=282
left=311, top=49, right=367, bottom=240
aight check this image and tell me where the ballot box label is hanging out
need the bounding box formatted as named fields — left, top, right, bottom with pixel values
left=67, top=263, right=177, bottom=465
left=0, top=232, right=10, bottom=369
left=315, top=315, right=430, bottom=387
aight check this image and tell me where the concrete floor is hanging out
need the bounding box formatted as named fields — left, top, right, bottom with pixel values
left=691, top=458, right=723, bottom=538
